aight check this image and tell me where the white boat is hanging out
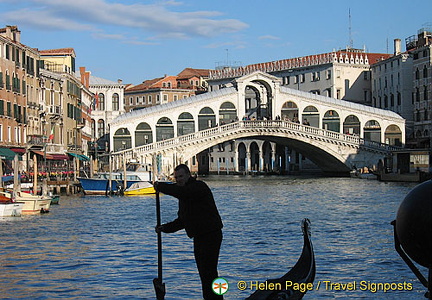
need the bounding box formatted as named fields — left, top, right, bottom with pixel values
left=0, top=195, right=24, bottom=217
left=15, top=192, right=51, bottom=214
left=2, top=191, right=51, bottom=215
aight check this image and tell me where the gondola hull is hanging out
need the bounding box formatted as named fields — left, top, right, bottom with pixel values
left=246, top=218, right=315, bottom=300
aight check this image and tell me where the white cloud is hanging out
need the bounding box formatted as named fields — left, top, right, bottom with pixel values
left=259, top=35, right=280, bottom=40
left=0, top=0, right=248, bottom=41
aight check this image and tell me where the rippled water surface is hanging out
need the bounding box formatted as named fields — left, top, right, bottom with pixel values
left=0, top=176, right=428, bottom=299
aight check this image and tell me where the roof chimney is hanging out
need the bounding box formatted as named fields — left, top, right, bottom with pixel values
left=394, top=38, right=402, bottom=55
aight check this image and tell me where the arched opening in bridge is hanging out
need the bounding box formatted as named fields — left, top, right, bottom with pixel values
left=250, top=142, right=260, bottom=171
left=135, top=122, right=153, bottom=146
left=384, top=124, right=402, bottom=146
left=177, top=112, right=195, bottom=136
left=219, top=102, right=237, bottom=125
left=113, top=128, right=132, bottom=151
left=364, top=120, right=381, bottom=143
left=302, top=106, right=319, bottom=127
left=156, top=117, right=174, bottom=141
left=262, top=141, right=273, bottom=172
left=343, top=115, right=360, bottom=135
left=323, top=110, right=340, bottom=132
left=281, top=101, right=299, bottom=122
left=237, top=142, right=247, bottom=172
left=244, top=79, right=273, bottom=120
left=198, top=107, right=216, bottom=130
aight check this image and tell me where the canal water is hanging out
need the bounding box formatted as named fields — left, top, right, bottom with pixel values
left=0, top=176, right=428, bottom=299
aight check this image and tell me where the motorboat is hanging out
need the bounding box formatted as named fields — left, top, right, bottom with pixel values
left=2, top=191, right=51, bottom=214
left=124, top=181, right=156, bottom=196
left=78, top=162, right=153, bottom=195
left=0, top=194, right=24, bottom=217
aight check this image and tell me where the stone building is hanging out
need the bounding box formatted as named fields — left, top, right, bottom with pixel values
left=83, top=69, right=126, bottom=164
left=370, top=39, right=413, bottom=146
left=407, top=26, right=432, bottom=148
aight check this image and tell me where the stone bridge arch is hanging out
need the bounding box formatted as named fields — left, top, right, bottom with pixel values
left=174, top=129, right=360, bottom=174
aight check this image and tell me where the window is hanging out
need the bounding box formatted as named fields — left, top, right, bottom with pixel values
left=112, top=93, right=119, bottom=110
left=423, top=66, right=428, bottom=78
left=148, top=95, right=152, bottom=104
left=97, top=93, right=105, bottom=110
left=97, top=119, right=105, bottom=138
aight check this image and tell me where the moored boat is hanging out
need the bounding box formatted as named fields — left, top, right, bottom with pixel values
left=49, top=194, right=60, bottom=204
left=124, top=181, right=156, bottom=195
left=246, top=218, right=315, bottom=300
left=4, top=192, right=51, bottom=214
left=78, top=162, right=153, bottom=195
left=0, top=195, right=24, bottom=217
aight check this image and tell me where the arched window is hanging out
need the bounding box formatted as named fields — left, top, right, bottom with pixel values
left=281, top=101, right=298, bottom=122
left=97, top=93, right=105, bottom=110
left=113, top=128, right=131, bottom=151
left=97, top=119, right=105, bottom=138
left=219, top=102, right=237, bottom=124
left=177, top=112, right=195, bottom=136
left=364, top=120, right=381, bottom=143
left=135, top=122, right=153, bottom=146
left=198, top=107, right=216, bottom=130
left=302, top=106, right=319, bottom=127
left=343, top=115, right=360, bottom=135
left=112, top=93, right=119, bottom=111
left=156, top=117, right=174, bottom=141
left=322, top=110, right=340, bottom=132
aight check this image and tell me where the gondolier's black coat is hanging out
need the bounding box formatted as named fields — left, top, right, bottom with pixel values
left=156, top=177, right=223, bottom=238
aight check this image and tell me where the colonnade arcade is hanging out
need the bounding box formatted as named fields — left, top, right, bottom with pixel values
left=112, top=104, right=403, bottom=152
left=110, top=72, right=405, bottom=174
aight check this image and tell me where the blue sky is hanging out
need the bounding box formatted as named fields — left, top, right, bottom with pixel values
left=0, top=0, right=431, bottom=84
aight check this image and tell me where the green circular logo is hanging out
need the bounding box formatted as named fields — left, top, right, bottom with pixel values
left=212, top=277, right=229, bottom=295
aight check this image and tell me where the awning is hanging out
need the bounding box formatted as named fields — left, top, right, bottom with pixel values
left=32, top=150, right=53, bottom=160
left=31, top=150, right=69, bottom=160
left=79, top=154, right=90, bottom=161
left=0, top=148, right=21, bottom=160
left=10, top=147, right=26, bottom=155
left=68, top=152, right=90, bottom=161
left=50, top=154, right=69, bottom=160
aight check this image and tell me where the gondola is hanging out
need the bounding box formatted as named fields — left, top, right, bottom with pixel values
left=246, top=218, right=316, bottom=300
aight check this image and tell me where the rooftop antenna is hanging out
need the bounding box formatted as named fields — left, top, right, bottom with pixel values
left=225, top=49, right=229, bottom=66
left=348, top=8, right=353, bottom=49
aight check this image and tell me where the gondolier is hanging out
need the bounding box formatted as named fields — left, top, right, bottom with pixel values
left=154, top=164, right=224, bottom=300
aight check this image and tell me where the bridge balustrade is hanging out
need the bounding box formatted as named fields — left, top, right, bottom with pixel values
left=115, top=120, right=399, bottom=160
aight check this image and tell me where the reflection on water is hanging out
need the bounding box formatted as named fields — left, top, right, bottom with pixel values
left=0, top=176, right=427, bottom=299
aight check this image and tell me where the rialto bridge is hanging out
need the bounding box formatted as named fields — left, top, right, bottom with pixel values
left=109, top=72, right=405, bottom=176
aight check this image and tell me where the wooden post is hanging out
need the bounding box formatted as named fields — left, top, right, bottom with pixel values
left=123, top=152, right=127, bottom=191
left=0, top=157, right=3, bottom=191
left=33, top=155, right=37, bottom=194
left=13, top=154, right=19, bottom=198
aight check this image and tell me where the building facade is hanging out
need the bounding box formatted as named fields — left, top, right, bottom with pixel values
left=370, top=39, right=414, bottom=142
left=407, top=26, right=432, bottom=148
left=85, top=71, right=125, bottom=165
left=208, top=49, right=391, bottom=106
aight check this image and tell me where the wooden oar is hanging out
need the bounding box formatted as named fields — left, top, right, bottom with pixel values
left=153, top=190, right=166, bottom=299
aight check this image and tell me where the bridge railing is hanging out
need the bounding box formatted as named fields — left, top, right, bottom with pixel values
left=116, top=120, right=399, bottom=157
